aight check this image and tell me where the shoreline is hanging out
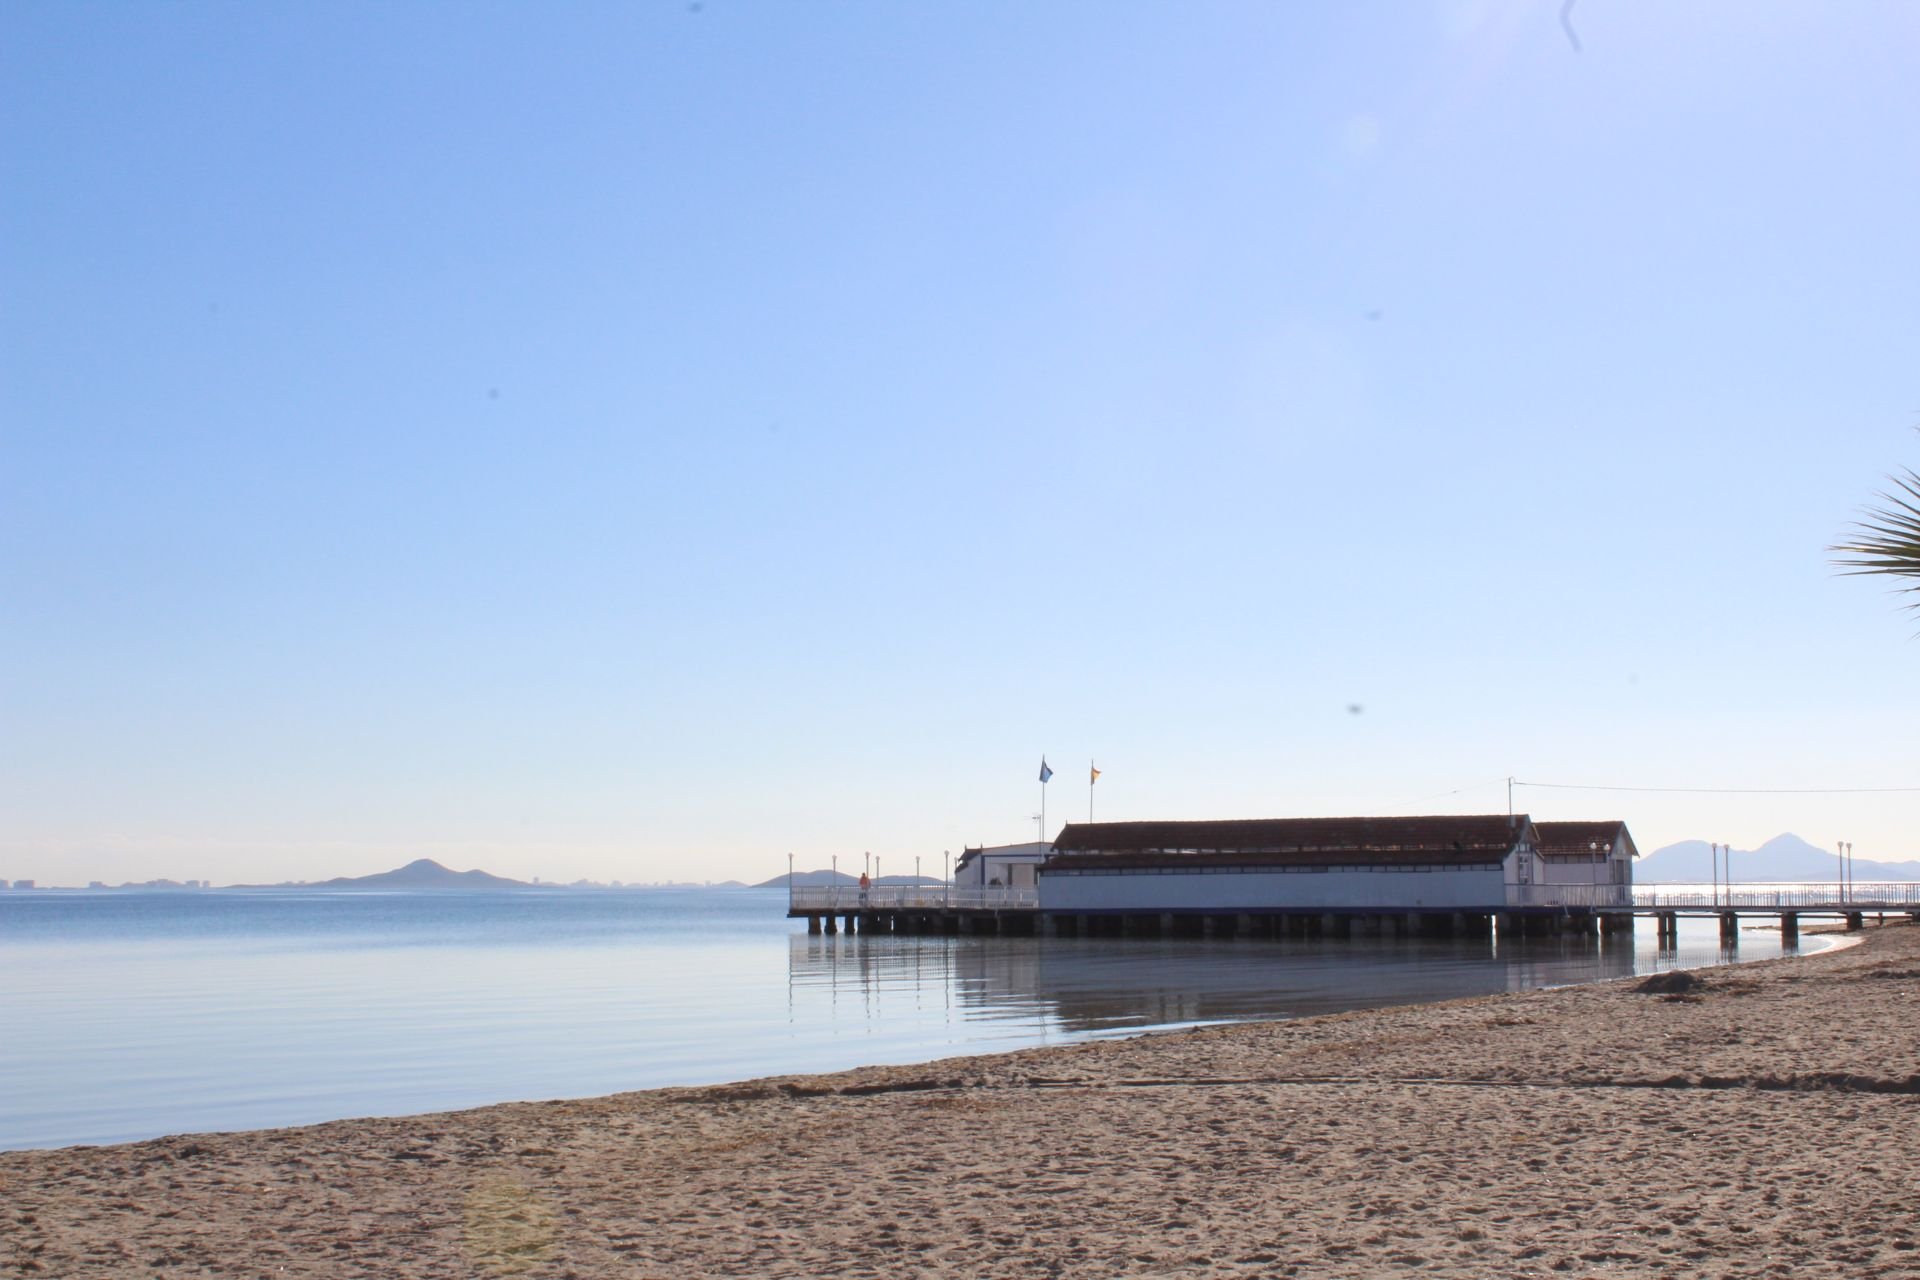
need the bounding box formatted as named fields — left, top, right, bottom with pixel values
left=7, top=922, right=1919, bottom=1277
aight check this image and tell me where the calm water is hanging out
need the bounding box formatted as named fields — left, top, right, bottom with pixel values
left=0, top=887, right=1814, bottom=1151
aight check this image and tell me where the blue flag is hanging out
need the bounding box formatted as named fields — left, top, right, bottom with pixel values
left=1038, top=758, right=1053, bottom=783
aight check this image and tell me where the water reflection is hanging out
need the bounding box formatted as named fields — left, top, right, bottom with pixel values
left=788, top=920, right=1801, bottom=1041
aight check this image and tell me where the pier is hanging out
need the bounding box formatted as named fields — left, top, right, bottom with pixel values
left=788, top=883, right=1920, bottom=942
left=789, top=886, right=1041, bottom=936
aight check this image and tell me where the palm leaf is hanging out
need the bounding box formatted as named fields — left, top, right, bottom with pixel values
left=1832, top=469, right=1920, bottom=603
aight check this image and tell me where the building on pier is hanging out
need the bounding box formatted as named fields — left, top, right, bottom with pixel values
left=953, top=841, right=1050, bottom=890
left=1533, top=820, right=1636, bottom=891
left=1039, top=814, right=1633, bottom=913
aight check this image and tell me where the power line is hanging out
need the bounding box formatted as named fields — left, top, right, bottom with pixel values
left=1514, top=779, right=1920, bottom=796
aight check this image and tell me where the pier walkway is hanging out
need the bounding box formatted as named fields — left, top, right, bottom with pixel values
left=787, top=883, right=1920, bottom=944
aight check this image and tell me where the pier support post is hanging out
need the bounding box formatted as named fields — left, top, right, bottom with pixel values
left=1719, top=912, right=1739, bottom=947
left=1846, top=912, right=1865, bottom=932
left=823, top=914, right=837, bottom=934
left=806, top=915, right=821, bottom=935
left=1780, top=912, right=1798, bottom=945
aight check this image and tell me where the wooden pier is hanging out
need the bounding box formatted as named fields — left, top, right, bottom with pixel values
left=788, top=884, right=1920, bottom=943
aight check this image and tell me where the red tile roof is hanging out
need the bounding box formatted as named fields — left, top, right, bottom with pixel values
left=1046, top=815, right=1532, bottom=870
left=1534, top=821, right=1637, bottom=859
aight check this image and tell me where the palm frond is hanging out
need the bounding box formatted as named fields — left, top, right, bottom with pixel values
left=1832, top=469, right=1920, bottom=602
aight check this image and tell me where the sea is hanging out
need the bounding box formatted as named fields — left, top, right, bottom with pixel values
left=0, top=886, right=1824, bottom=1152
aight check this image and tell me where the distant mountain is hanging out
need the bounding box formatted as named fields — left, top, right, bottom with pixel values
left=1637, top=833, right=1920, bottom=883
left=307, top=858, right=529, bottom=890
left=755, top=870, right=858, bottom=889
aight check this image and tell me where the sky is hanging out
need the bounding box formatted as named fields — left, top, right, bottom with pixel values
left=4, top=1, right=1919, bottom=887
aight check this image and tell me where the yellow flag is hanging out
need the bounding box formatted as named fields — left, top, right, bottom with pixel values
left=1090, top=764, right=1101, bottom=785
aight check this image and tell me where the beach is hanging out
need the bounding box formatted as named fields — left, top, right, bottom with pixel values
left=5, top=922, right=1918, bottom=1279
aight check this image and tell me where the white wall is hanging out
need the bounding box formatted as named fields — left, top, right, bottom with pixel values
left=1538, top=857, right=1608, bottom=887
left=956, top=846, right=1049, bottom=888
left=1536, top=833, right=1634, bottom=887
left=1038, top=866, right=1508, bottom=912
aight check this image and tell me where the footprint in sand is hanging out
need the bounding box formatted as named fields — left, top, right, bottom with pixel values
left=462, top=1178, right=560, bottom=1276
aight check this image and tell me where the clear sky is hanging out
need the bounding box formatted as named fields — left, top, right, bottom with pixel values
left=5, top=2, right=1919, bottom=887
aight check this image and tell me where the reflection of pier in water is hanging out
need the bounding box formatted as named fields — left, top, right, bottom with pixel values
left=786, top=929, right=1784, bottom=1039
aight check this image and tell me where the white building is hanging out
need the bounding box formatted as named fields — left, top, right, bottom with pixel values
left=1039, top=815, right=1634, bottom=913
left=953, top=842, right=1051, bottom=890
left=1532, top=821, right=1636, bottom=890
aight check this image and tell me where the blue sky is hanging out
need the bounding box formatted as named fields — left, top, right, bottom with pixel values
left=5, top=2, right=1919, bottom=885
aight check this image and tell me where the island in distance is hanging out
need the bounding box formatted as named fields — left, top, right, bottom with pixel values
left=237, top=859, right=748, bottom=891
left=230, top=859, right=528, bottom=890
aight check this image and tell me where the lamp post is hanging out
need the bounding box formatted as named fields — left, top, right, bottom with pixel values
left=1837, top=841, right=1846, bottom=903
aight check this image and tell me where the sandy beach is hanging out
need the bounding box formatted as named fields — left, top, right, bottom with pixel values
left=6, top=922, right=1919, bottom=1279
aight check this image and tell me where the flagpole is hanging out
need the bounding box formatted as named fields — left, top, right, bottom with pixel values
left=1089, top=759, right=1095, bottom=824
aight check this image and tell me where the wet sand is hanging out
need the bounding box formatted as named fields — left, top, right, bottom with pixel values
left=5, top=922, right=1919, bottom=1278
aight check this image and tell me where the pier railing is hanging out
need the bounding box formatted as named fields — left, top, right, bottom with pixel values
left=790, top=881, right=1920, bottom=915
left=1507, top=885, right=1634, bottom=909
left=788, top=885, right=1039, bottom=913
left=1512, top=883, right=1920, bottom=910
left=1630, top=883, right=1920, bottom=910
